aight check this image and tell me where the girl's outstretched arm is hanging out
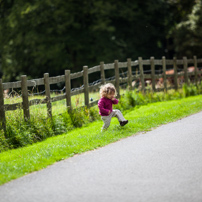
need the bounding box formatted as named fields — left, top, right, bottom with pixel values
left=112, top=98, right=119, bottom=104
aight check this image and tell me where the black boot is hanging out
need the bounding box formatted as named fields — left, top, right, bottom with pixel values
left=120, top=120, right=128, bottom=126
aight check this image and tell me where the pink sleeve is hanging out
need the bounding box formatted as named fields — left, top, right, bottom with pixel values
left=112, top=98, right=119, bottom=105
left=98, top=99, right=110, bottom=115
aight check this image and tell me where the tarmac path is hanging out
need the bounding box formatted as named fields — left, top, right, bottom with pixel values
left=1, top=111, right=202, bottom=202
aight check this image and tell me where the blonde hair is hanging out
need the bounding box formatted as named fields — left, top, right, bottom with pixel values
left=100, top=83, right=117, bottom=98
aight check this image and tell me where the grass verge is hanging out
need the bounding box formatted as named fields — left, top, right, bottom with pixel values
left=1, top=95, right=202, bottom=185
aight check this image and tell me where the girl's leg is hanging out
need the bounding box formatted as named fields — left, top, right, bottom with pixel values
left=101, top=115, right=112, bottom=130
left=101, top=110, right=127, bottom=131
left=111, top=109, right=126, bottom=122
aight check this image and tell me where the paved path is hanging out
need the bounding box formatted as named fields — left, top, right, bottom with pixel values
left=1, top=112, right=202, bottom=202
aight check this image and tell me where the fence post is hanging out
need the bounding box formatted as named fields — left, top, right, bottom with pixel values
left=114, top=60, right=120, bottom=97
left=193, top=56, right=198, bottom=84
left=100, top=61, right=105, bottom=85
left=21, top=75, right=30, bottom=120
left=162, top=56, right=167, bottom=92
left=83, top=66, right=89, bottom=107
left=173, top=57, right=178, bottom=91
left=65, top=70, right=71, bottom=111
left=138, top=57, right=145, bottom=93
left=44, top=73, right=52, bottom=118
left=0, top=79, right=6, bottom=132
left=150, top=56, right=156, bottom=92
left=127, top=58, right=132, bottom=89
left=183, top=56, right=189, bottom=86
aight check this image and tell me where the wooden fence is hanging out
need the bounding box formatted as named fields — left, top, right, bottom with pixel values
left=0, top=56, right=202, bottom=132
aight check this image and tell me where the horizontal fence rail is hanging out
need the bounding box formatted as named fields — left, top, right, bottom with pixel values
left=0, top=56, right=202, bottom=132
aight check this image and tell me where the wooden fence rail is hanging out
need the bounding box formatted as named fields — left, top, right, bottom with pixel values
left=0, top=56, right=202, bottom=132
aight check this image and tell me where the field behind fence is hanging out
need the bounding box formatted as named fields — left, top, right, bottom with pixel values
left=0, top=56, right=202, bottom=133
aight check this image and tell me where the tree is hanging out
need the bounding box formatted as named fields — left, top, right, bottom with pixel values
left=171, top=0, right=202, bottom=58
left=0, top=0, right=196, bottom=83
left=0, top=0, right=116, bottom=81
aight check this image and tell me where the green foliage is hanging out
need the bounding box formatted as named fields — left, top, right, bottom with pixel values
left=0, top=130, right=9, bottom=152
left=125, top=91, right=137, bottom=107
left=0, top=105, right=100, bottom=152
left=183, top=83, right=198, bottom=97
left=60, top=112, right=74, bottom=132
left=116, top=88, right=183, bottom=112
left=0, top=0, right=196, bottom=82
left=172, top=0, right=202, bottom=57
left=2, top=82, right=202, bottom=152
left=89, top=107, right=100, bottom=122
left=196, top=82, right=202, bottom=94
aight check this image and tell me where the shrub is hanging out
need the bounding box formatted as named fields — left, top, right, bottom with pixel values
left=0, top=130, right=9, bottom=152
left=183, top=83, right=198, bottom=97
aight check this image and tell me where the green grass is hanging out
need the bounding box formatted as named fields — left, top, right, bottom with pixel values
left=1, top=95, right=202, bottom=185
left=4, top=89, right=130, bottom=117
left=1, top=84, right=202, bottom=151
left=1, top=89, right=127, bottom=150
left=4, top=91, right=101, bottom=117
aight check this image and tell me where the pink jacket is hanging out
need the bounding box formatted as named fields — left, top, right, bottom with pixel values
left=98, top=97, right=119, bottom=116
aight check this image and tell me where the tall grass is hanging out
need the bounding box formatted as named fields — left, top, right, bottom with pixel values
left=1, top=82, right=202, bottom=152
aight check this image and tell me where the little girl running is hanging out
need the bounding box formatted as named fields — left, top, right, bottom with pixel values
left=98, top=83, right=128, bottom=130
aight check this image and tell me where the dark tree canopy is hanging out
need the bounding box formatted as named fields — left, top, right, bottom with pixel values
left=0, top=0, right=198, bottom=82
